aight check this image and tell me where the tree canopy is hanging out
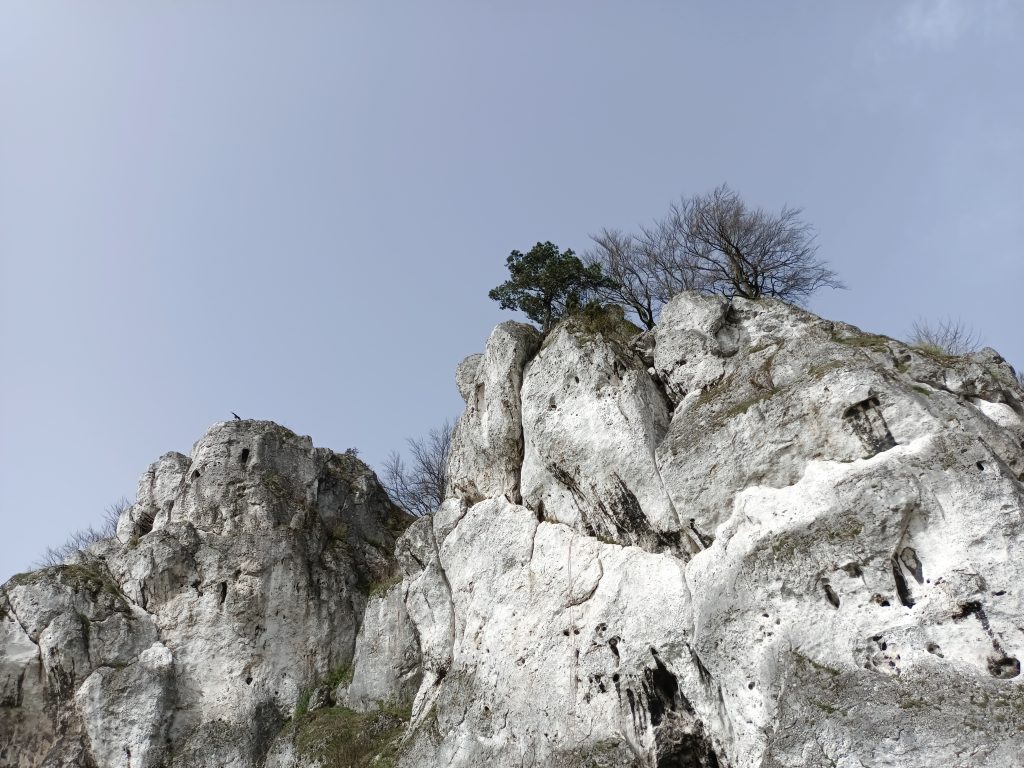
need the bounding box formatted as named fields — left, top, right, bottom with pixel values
left=488, top=242, right=617, bottom=332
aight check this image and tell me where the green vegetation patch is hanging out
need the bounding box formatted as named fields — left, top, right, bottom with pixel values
left=367, top=573, right=403, bottom=599
left=807, top=360, right=847, bottom=380
left=565, top=303, right=641, bottom=346
left=831, top=330, right=891, bottom=350
left=8, top=561, right=129, bottom=610
left=720, top=388, right=778, bottom=420
left=293, top=702, right=411, bottom=768
left=692, top=375, right=735, bottom=410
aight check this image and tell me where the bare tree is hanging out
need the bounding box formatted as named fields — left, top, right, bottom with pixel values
left=682, top=185, right=843, bottom=302
left=586, top=221, right=705, bottom=330
left=586, top=229, right=658, bottom=330
left=909, top=318, right=981, bottom=357
left=382, top=422, right=453, bottom=517
left=37, top=497, right=130, bottom=567
left=586, top=185, right=842, bottom=325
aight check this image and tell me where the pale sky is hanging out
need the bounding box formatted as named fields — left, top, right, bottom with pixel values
left=2, top=1, right=1022, bottom=582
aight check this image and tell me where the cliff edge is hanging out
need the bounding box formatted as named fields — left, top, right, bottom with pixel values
left=3, top=293, right=1023, bottom=767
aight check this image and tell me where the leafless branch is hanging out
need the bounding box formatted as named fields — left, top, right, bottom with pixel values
left=36, top=497, right=131, bottom=567
left=381, top=422, right=453, bottom=517
left=909, top=318, right=981, bottom=357
left=586, top=185, right=843, bottom=321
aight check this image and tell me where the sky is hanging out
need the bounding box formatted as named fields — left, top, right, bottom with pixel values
left=1, top=1, right=1022, bottom=583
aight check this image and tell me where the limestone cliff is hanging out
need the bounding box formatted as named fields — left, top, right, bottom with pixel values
left=1, top=422, right=410, bottom=768
left=3, top=293, right=1024, bottom=767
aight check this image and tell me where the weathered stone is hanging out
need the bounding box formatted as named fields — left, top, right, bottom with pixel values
left=446, top=321, right=541, bottom=503
left=0, top=420, right=410, bottom=768
left=5, top=294, right=1024, bottom=768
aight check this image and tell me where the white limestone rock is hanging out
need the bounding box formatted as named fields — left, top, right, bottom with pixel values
left=6, top=293, right=1024, bottom=768
left=394, top=497, right=720, bottom=768
left=339, top=585, right=421, bottom=712
left=446, top=321, right=541, bottom=504
left=0, top=420, right=410, bottom=768
left=519, top=322, right=689, bottom=553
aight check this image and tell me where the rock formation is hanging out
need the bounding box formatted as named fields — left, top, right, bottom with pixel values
left=3, top=293, right=1023, bottom=767
left=1, top=421, right=410, bottom=768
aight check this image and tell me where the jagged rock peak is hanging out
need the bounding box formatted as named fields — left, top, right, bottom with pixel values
left=1, top=419, right=411, bottom=768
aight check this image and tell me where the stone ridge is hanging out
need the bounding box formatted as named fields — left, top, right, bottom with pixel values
left=363, top=293, right=1024, bottom=768
left=3, top=293, right=1024, bottom=768
left=0, top=419, right=411, bottom=768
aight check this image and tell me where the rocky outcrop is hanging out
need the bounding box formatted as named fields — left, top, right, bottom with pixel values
left=1, top=420, right=410, bottom=768
left=347, top=294, right=1024, bottom=768
left=4, top=293, right=1024, bottom=768
left=447, top=321, right=541, bottom=504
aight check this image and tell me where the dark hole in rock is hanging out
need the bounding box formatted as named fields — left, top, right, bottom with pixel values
left=822, top=581, right=841, bottom=608
left=653, top=717, right=721, bottom=768
left=608, top=637, right=620, bottom=660
left=952, top=601, right=983, bottom=622
left=993, top=590, right=1006, bottom=596
left=843, top=395, right=897, bottom=455
left=644, top=650, right=680, bottom=726
left=891, top=556, right=916, bottom=608
left=192, top=469, right=201, bottom=481
left=747, top=681, right=755, bottom=690
left=612, top=673, right=620, bottom=682
left=218, top=582, right=227, bottom=606
left=926, top=642, right=943, bottom=657
left=240, top=448, right=250, bottom=465
left=976, top=461, right=985, bottom=471
left=245, top=676, right=253, bottom=685
left=988, top=656, right=1021, bottom=679
left=136, top=509, right=155, bottom=536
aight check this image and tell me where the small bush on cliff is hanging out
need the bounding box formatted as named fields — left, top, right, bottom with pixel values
left=909, top=318, right=981, bottom=357
left=489, top=242, right=617, bottom=333
left=565, top=302, right=641, bottom=346
left=292, top=702, right=410, bottom=767
left=37, top=497, right=130, bottom=567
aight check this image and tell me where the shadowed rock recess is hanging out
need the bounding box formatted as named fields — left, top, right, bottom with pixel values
left=3, top=293, right=1024, bottom=767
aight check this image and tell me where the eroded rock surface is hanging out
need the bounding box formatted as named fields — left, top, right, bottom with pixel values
left=4, top=294, right=1024, bottom=768
left=347, top=294, right=1024, bottom=768
left=1, top=420, right=410, bottom=768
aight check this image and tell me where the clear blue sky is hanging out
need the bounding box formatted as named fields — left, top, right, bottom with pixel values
left=2, top=1, right=1022, bottom=582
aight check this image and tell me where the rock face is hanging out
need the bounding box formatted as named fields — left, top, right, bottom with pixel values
left=4, top=294, right=1024, bottom=767
left=0, top=421, right=410, bottom=768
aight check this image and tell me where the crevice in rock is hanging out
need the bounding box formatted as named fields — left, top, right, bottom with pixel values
left=891, top=555, right=915, bottom=608
left=821, top=581, right=840, bottom=609
left=688, top=646, right=713, bottom=689
left=899, top=547, right=924, bottom=584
